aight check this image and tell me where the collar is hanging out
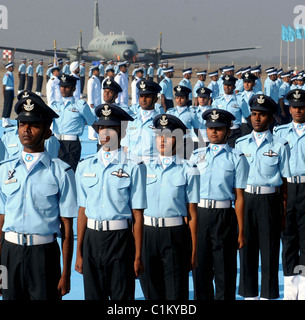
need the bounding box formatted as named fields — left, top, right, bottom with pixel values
left=95, top=147, right=127, bottom=165
left=207, top=143, right=230, bottom=154
left=152, top=154, right=183, bottom=166
left=17, top=150, right=51, bottom=169
left=249, top=130, right=273, bottom=143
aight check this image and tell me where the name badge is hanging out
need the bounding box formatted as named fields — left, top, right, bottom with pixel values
left=83, top=173, right=96, bottom=177
left=4, top=178, right=17, bottom=184
left=129, top=127, right=137, bottom=130
left=244, top=154, right=251, bottom=157
left=8, top=144, right=18, bottom=148
left=147, top=174, right=156, bottom=178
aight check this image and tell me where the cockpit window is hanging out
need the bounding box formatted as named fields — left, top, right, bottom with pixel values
left=127, top=40, right=135, bottom=45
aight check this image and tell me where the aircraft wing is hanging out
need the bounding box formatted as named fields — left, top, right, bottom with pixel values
left=159, top=46, right=262, bottom=60
left=0, top=46, right=102, bottom=63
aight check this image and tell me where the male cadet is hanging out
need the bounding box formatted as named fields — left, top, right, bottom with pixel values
left=141, top=63, right=147, bottom=79
left=101, top=65, right=115, bottom=103
left=193, top=70, right=206, bottom=106
left=238, top=71, right=261, bottom=136
left=18, top=58, right=26, bottom=94
left=25, top=59, right=34, bottom=92
left=62, top=59, right=70, bottom=75
left=58, top=58, right=64, bottom=75
left=132, top=64, right=139, bottom=80
left=273, top=89, right=305, bottom=300
left=46, top=62, right=53, bottom=83
left=115, top=61, right=129, bottom=106
left=159, top=66, right=174, bottom=112
left=190, top=109, right=248, bottom=300
left=70, top=61, right=81, bottom=100
left=234, top=67, right=244, bottom=94
left=179, top=68, right=193, bottom=105
left=236, top=94, right=291, bottom=300
left=131, top=67, right=144, bottom=106
left=46, top=65, right=61, bottom=106
left=278, top=71, right=292, bottom=124
left=250, top=65, right=262, bottom=92
left=79, top=60, right=86, bottom=98
left=207, top=70, right=219, bottom=100
left=2, top=62, right=15, bottom=128
left=99, top=59, right=105, bottom=82
left=121, top=80, right=162, bottom=162
left=296, top=73, right=305, bottom=89
left=146, top=62, right=154, bottom=81
left=156, top=62, right=163, bottom=83
left=2, top=91, right=60, bottom=160
left=0, top=94, right=77, bottom=300
left=50, top=74, right=96, bottom=171
left=139, top=114, right=199, bottom=300
left=75, top=103, right=147, bottom=300
left=87, top=65, right=101, bottom=140
left=212, top=74, right=250, bottom=147
left=35, top=59, right=44, bottom=96
left=218, top=65, right=235, bottom=96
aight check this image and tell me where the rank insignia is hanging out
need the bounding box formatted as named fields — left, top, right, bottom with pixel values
left=23, top=99, right=35, bottom=112
left=102, top=105, right=112, bottom=117
left=111, top=169, right=130, bottom=178
left=263, top=150, right=278, bottom=157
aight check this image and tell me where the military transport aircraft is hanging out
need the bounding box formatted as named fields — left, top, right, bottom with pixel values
left=0, top=0, right=261, bottom=65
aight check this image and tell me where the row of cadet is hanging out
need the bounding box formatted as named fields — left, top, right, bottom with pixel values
left=1, top=79, right=305, bottom=300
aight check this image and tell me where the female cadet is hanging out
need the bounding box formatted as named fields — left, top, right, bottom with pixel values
left=75, top=103, right=147, bottom=300
left=190, top=109, right=249, bottom=300
left=139, top=113, right=200, bottom=300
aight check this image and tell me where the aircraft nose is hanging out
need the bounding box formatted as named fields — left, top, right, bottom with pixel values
left=123, top=49, right=134, bottom=60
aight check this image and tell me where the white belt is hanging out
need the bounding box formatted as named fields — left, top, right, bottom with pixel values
left=245, top=185, right=278, bottom=194
left=198, top=199, right=231, bottom=209
left=5, top=231, right=55, bottom=246
left=55, top=133, right=78, bottom=141
left=144, top=215, right=184, bottom=228
left=87, top=218, right=129, bottom=231
left=5, top=87, right=14, bottom=90
left=287, top=176, right=305, bottom=184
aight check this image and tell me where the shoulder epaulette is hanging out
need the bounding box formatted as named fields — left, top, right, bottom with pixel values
left=273, top=135, right=288, bottom=145
left=0, top=156, right=18, bottom=166
left=79, top=154, right=95, bottom=163
left=64, top=166, right=73, bottom=172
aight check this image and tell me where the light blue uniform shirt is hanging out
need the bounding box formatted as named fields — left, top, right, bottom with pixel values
left=179, top=78, right=193, bottom=100
left=0, top=139, right=5, bottom=161
left=50, top=97, right=96, bottom=136
left=274, top=122, right=305, bottom=177
left=144, top=155, right=199, bottom=218
left=166, top=106, right=198, bottom=129
left=75, top=149, right=147, bottom=221
left=36, top=64, right=43, bottom=76
left=121, top=110, right=159, bottom=162
left=235, top=130, right=291, bottom=187
left=79, top=65, right=85, bottom=77
left=0, top=151, right=78, bottom=235
left=157, top=67, right=163, bottom=77
left=207, top=80, right=219, bottom=99
left=159, top=76, right=173, bottom=99
left=46, top=67, right=53, bottom=78
left=264, top=78, right=279, bottom=103
left=18, top=63, right=26, bottom=74
left=254, top=78, right=262, bottom=92
left=217, top=77, right=224, bottom=96
left=26, top=65, right=33, bottom=77
left=147, top=66, right=154, bottom=77
left=189, top=144, right=249, bottom=200
left=99, top=63, right=104, bottom=77
left=62, top=64, right=70, bottom=75
left=235, top=78, right=244, bottom=92
left=3, top=71, right=14, bottom=89
left=193, top=80, right=205, bottom=98
left=237, top=89, right=263, bottom=123
left=129, top=103, right=165, bottom=118
left=191, top=105, right=216, bottom=142
left=278, top=82, right=291, bottom=105
left=212, top=94, right=250, bottom=127
left=2, top=127, right=60, bottom=160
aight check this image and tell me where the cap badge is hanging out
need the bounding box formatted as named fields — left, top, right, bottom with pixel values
left=294, top=90, right=301, bottom=100
left=200, top=88, right=205, bottom=94
left=139, top=81, right=146, bottom=90
left=106, top=79, right=112, bottom=85
left=23, top=99, right=35, bottom=112
left=22, top=92, right=29, bottom=98
left=160, top=115, right=168, bottom=126
left=245, top=73, right=249, bottom=78
left=61, top=75, right=66, bottom=82
left=211, top=110, right=219, bottom=121
left=102, top=105, right=112, bottom=117
left=225, top=75, right=230, bottom=81
left=176, top=85, right=182, bottom=92
left=257, top=95, right=265, bottom=104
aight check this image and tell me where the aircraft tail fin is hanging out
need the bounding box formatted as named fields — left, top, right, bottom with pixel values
left=93, top=0, right=104, bottom=38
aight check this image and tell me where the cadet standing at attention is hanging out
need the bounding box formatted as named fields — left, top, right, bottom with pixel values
left=236, top=94, right=291, bottom=300
left=146, top=62, right=154, bottom=81
left=278, top=71, right=292, bottom=125
left=2, top=62, right=15, bottom=128
left=274, top=89, right=305, bottom=300
left=193, top=70, right=206, bottom=106
left=0, top=94, right=78, bottom=300
left=50, top=75, right=96, bottom=171
left=139, top=113, right=199, bottom=300
left=114, top=61, right=129, bottom=106
left=207, top=70, right=219, bottom=101
left=179, top=68, right=193, bottom=105
left=35, top=59, right=44, bottom=97
left=159, top=66, right=174, bottom=112
left=25, top=59, right=34, bottom=92
left=79, top=60, right=86, bottom=98
left=190, top=109, right=248, bottom=300
left=75, top=103, right=147, bottom=300
left=17, top=58, right=26, bottom=94
left=46, top=65, right=61, bottom=106
left=62, top=59, right=71, bottom=75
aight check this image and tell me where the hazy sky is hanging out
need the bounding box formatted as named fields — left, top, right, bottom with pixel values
left=0, top=0, right=304, bottom=66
